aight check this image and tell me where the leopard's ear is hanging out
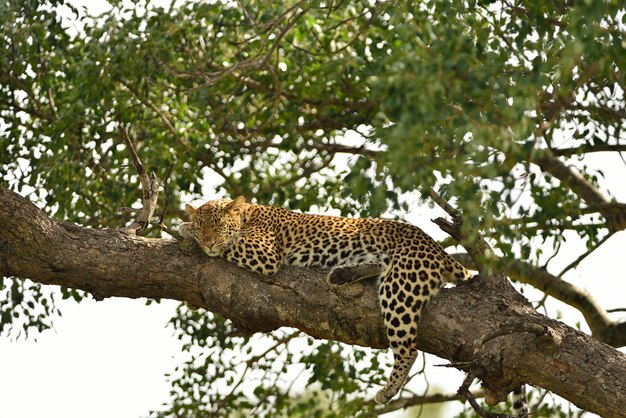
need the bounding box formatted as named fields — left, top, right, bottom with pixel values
left=185, top=204, right=197, bottom=217
left=226, top=196, right=246, bottom=214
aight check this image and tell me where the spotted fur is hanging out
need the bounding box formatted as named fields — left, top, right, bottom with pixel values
left=512, top=385, right=528, bottom=418
left=180, top=196, right=471, bottom=404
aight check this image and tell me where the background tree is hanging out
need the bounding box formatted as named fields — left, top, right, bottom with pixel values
left=1, top=0, right=625, bottom=417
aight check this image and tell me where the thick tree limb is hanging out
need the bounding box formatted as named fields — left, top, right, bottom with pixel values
left=451, top=253, right=626, bottom=348
left=1, top=188, right=626, bottom=418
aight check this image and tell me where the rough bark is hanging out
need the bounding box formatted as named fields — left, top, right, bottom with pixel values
left=1, top=188, right=625, bottom=417
left=452, top=253, right=626, bottom=348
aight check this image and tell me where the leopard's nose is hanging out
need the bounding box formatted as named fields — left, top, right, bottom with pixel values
left=200, top=238, right=214, bottom=248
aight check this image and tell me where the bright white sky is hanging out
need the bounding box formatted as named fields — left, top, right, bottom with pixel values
left=1, top=2, right=625, bottom=418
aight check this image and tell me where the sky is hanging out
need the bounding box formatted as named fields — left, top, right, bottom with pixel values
left=1, top=1, right=625, bottom=418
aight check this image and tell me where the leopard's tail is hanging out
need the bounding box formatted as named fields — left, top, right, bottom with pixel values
left=511, top=385, right=528, bottom=418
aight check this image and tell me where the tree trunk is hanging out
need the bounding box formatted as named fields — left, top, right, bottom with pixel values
left=1, top=188, right=625, bottom=417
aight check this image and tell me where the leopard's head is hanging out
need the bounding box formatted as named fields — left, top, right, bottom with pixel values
left=184, top=196, right=246, bottom=256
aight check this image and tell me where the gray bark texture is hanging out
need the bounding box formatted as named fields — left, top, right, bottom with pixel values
left=1, top=188, right=625, bottom=417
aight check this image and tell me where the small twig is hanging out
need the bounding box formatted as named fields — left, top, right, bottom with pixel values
left=374, top=389, right=486, bottom=415
left=47, top=88, right=57, bottom=119
left=557, top=232, right=614, bottom=278
left=236, top=0, right=255, bottom=25
left=427, top=187, right=461, bottom=219
left=214, top=331, right=302, bottom=415
left=117, top=206, right=139, bottom=214
left=428, top=188, right=497, bottom=276
left=118, top=80, right=193, bottom=152
left=435, top=361, right=476, bottom=370
left=575, top=409, right=588, bottom=418
left=533, top=293, right=549, bottom=311
left=529, top=388, right=550, bottom=416
left=157, top=163, right=175, bottom=226
left=156, top=222, right=184, bottom=241
left=607, top=307, right=626, bottom=313
left=120, top=125, right=146, bottom=178
left=458, top=374, right=510, bottom=418
left=541, top=239, right=562, bottom=270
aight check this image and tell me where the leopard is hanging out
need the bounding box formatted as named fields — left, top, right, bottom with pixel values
left=179, top=195, right=471, bottom=404
left=511, top=385, right=528, bottom=418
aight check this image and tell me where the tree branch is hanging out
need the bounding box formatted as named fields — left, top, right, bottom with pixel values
left=556, top=231, right=614, bottom=278
left=552, top=143, right=626, bottom=157
left=428, top=188, right=498, bottom=277
left=307, top=142, right=382, bottom=158
left=305, top=141, right=626, bottom=234
left=297, top=141, right=626, bottom=234
left=532, top=153, right=626, bottom=232
left=373, top=389, right=485, bottom=415
left=118, top=79, right=194, bottom=152
left=533, top=154, right=610, bottom=207
left=451, top=253, right=626, bottom=348
left=118, top=125, right=159, bottom=234
left=1, top=188, right=625, bottom=417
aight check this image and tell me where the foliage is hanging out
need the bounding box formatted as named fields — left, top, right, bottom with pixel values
left=150, top=306, right=385, bottom=417
left=0, top=276, right=60, bottom=339
left=1, top=0, right=624, bottom=416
